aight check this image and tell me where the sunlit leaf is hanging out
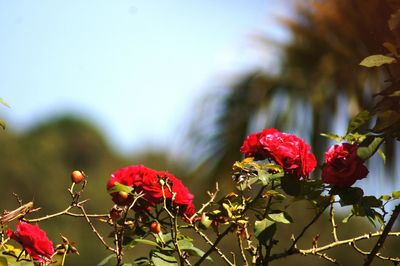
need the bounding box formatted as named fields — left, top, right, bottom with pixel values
left=151, top=252, right=177, bottom=266
left=107, top=182, right=133, bottom=194
left=346, top=110, right=371, bottom=134
left=357, top=137, right=384, bottom=161
left=379, top=194, right=391, bottom=201
left=268, top=212, right=293, bottom=224
left=377, top=149, right=386, bottom=164
left=254, top=219, right=276, bottom=245
left=359, top=54, right=396, bottom=67
left=320, top=133, right=342, bottom=142
left=133, top=257, right=151, bottom=265
left=392, top=191, right=400, bottom=199
left=97, top=254, right=116, bottom=266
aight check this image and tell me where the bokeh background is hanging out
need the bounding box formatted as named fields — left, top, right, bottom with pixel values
left=1, top=0, right=399, bottom=265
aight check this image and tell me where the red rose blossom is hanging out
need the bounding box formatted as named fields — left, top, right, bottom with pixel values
left=107, top=165, right=195, bottom=217
left=240, top=128, right=278, bottom=160
left=260, top=132, right=317, bottom=179
left=240, top=128, right=317, bottom=179
left=322, top=143, right=369, bottom=188
left=6, top=221, right=54, bottom=263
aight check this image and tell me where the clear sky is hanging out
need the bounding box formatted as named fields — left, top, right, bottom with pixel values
left=0, top=1, right=290, bottom=154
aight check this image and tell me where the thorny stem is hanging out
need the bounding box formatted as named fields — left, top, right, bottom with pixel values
left=329, top=197, right=339, bottom=242
left=194, top=226, right=233, bottom=266
left=189, top=183, right=219, bottom=223
left=364, top=203, right=400, bottom=266
left=77, top=204, right=116, bottom=253
left=161, top=182, right=191, bottom=266
left=237, top=235, right=249, bottom=266
left=351, top=241, right=400, bottom=263
left=269, top=231, right=400, bottom=261
left=189, top=224, right=234, bottom=265
left=288, top=203, right=330, bottom=252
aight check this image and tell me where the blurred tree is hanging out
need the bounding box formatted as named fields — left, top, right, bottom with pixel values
left=189, top=0, right=400, bottom=186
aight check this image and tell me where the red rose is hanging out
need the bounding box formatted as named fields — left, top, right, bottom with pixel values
left=260, top=132, right=317, bottom=179
left=6, top=221, right=54, bottom=263
left=322, top=143, right=369, bottom=188
left=107, top=165, right=195, bottom=218
left=240, top=128, right=278, bottom=160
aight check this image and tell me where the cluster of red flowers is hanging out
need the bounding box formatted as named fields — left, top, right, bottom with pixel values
left=7, top=221, right=54, bottom=263
left=240, top=128, right=317, bottom=179
left=107, top=165, right=195, bottom=218
left=241, top=128, right=369, bottom=187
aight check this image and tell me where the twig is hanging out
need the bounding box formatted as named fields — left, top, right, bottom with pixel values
left=288, top=203, right=330, bottom=252
left=191, top=225, right=234, bottom=266
left=314, top=252, right=340, bottom=265
left=189, top=183, right=219, bottom=223
left=329, top=198, right=339, bottom=242
left=77, top=204, right=116, bottom=253
left=351, top=241, right=400, bottom=263
left=237, top=235, right=249, bottom=266
left=269, top=231, right=400, bottom=261
left=364, top=203, right=400, bottom=266
left=161, top=181, right=192, bottom=266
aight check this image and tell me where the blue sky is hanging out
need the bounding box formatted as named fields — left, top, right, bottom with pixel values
left=0, top=1, right=290, bottom=154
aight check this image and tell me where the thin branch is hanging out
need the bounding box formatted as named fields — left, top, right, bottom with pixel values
left=288, top=203, right=330, bottom=252
left=191, top=224, right=234, bottom=266
left=313, top=252, right=340, bottom=265
left=189, top=183, right=219, bottom=223
left=351, top=241, right=400, bottom=263
left=270, top=231, right=400, bottom=261
left=77, top=204, right=116, bottom=253
left=364, top=203, right=400, bottom=266
left=237, top=235, right=249, bottom=266
left=329, top=199, right=339, bottom=242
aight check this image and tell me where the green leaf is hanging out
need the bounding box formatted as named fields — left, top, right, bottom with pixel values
left=182, top=246, right=213, bottom=261
left=129, top=238, right=159, bottom=247
left=0, top=98, right=10, bottom=108
left=337, top=187, right=364, bottom=206
left=133, top=257, right=151, bottom=265
left=268, top=212, right=293, bottom=224
left=107, top=182, right=133, bottom=193
left=346, top=110, right=371, bottom=134
left=379, top=194, right=391, bottom=201
left=342, top=212, right=354, bottom=223
left=377, top=149, right=386, bottom=164
left=320, top=133, right=342, bottom=142
left=361, top=196, right=382, bottom=208
left=151, top=252, right=177, bottom=266
left=0, top=256, right=8, bottom=266
left=254, top=219, right=276, bottom=245
left=199, top=213, right=212, bottom=229
left=177, top=239, right=193, bottom=250
left=357, top=137, right=384, bottom=161
left=359, top=54, right=396, bottom=67
left=392, top=191, right=400, bottom=199
left=97, top=254, right=117, bottom=266
left=372, top=111, right=400, bottom=132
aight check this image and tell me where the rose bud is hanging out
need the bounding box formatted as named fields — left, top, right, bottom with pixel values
left=150, top=221, right=161, bottom=234
left=71, top=170, right=85, bottom=184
